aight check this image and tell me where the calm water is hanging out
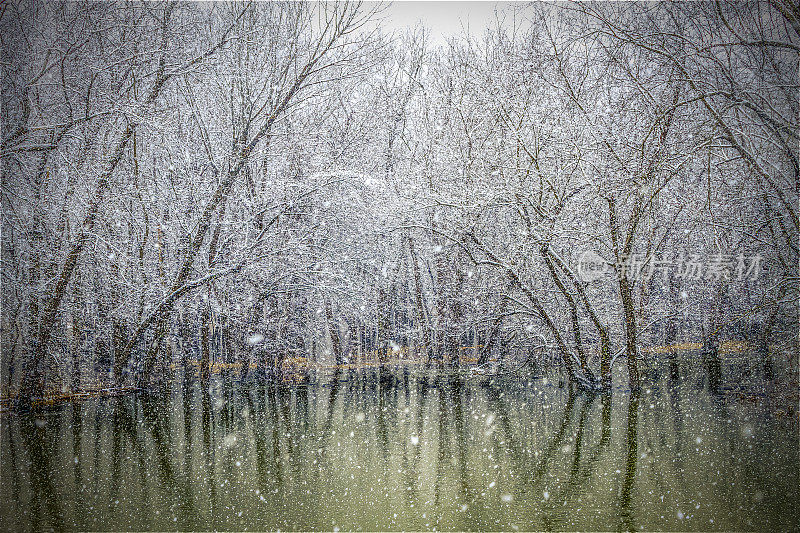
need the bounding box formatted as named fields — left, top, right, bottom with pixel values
left=1, top=362, right=797, bottom=531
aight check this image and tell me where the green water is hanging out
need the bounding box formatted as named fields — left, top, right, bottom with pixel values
left=1, top=364, right=797, bottom=531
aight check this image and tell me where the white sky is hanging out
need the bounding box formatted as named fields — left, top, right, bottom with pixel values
left=371, top=1, right=513, bottom=47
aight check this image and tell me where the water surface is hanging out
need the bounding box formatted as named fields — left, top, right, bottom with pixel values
left=1, top=361, right=797, bottom=531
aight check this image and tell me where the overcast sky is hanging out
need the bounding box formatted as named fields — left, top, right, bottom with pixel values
left=372, top=1, right=511, bottom=47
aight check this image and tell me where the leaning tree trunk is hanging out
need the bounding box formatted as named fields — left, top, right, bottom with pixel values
left=546, top=249, right=613, bottom=388
left=541, top=246, right=596, bottom=383
left=16, top=12, right=175, bottom=409
left=469, top=235, right=599, bottom=390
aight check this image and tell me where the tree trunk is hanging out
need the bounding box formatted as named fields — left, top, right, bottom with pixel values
left=18, top=10, right=175, bottom=408
left=377, top=286, right=390, bottom=363
left=324, top=300, right=344, bottom=366
left=619, top=274, right=641, bottom=392
left=200, top=298, right=211, bottom=383
left=407, top=236, right=431, bottom=361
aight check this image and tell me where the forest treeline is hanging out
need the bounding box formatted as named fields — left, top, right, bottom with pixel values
left=1, top=1, right=797, bottom=408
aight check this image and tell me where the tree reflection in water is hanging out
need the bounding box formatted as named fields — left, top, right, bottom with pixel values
left=620, top=392, right=639, bottom=532
left=1, top=365, right=797, bottom=531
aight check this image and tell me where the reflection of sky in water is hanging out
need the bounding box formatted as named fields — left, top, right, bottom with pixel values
left=0, top=360, right=796, bottom=531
